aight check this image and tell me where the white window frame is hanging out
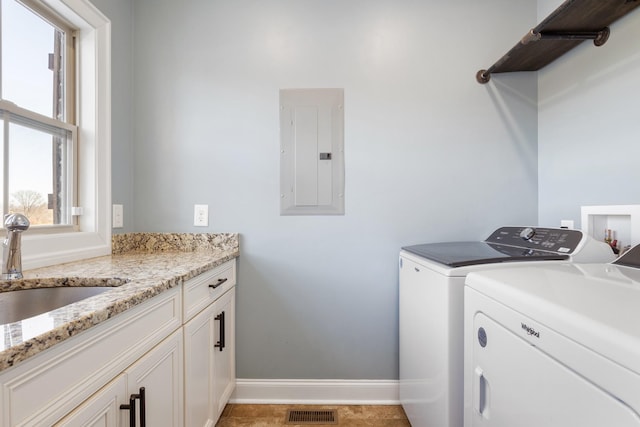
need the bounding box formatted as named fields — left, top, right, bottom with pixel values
left=19, top=0, right=111, bottom=269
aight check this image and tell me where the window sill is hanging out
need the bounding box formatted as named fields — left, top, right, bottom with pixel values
left=21, top=231, right=111, bottom=271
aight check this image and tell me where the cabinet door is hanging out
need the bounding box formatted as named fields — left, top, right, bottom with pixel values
left=212, top=287, right=235, bottom=418
left=184, top=287, right=236, bottom=427
left=54, top=376, right=127, bottom=427
left=125, top=329, right=184, bottom=427
left=183, top=301, right=216, bottom=427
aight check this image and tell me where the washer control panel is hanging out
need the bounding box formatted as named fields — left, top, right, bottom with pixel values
left=486, top=227, right=583, bottom=254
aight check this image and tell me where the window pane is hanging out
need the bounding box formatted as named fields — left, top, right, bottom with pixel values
left=8, top=121, right=70, bottom=226
left=2, top=0, right=65, bottom=119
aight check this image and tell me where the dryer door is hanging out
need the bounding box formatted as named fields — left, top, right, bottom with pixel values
left=469, top=312, right=640, bottom=427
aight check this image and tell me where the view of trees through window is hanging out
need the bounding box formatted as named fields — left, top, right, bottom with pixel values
left=10, top=190, right=52, bottom=225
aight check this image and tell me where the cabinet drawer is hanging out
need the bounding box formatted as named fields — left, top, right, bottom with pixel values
left=183, top=260, right=236, bottom=322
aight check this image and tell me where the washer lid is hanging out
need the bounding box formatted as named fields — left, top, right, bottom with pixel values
left=402, top=241, right=568, bottom=267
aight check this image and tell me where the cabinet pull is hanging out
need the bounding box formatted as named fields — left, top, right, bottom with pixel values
left=119, top=387, right=146, bottom=427
left=214, top=311, right=226, bottom=351
left=209, top=277, right=228, bottom=289
left=120, top=395, right=136, bottom=427
left=139, top=387, right=146, bottom=427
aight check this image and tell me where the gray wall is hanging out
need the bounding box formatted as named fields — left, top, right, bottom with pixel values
left=537, top=0, right=640, bottom=227
left=91, top=0, right=640, bottom=381
left=92, top=0, right=135, bottom=234
left=129, top=0, right=538, bottom=380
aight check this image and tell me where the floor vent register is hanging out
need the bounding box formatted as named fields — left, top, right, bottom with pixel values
left=285, top=409, right=338, bottom=424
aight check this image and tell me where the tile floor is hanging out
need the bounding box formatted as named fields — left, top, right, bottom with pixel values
left=215, top=404, right=411, bottom=426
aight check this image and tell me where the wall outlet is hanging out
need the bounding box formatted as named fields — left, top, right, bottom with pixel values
left=194, top=204, right=209, bottom=227
left=560, top=219, right=574, bottom=229
left=113, top=204, right=124, bottom=228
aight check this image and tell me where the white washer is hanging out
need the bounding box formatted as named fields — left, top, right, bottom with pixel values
left=463, top=245, right=640, bottom=426
left=399, top=227, right=615, bottom=427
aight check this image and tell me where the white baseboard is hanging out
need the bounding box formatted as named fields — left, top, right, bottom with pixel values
left=230, top=379, right=400, bottom=405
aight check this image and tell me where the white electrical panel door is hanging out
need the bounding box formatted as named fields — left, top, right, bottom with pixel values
left=280, top=88, right=344, bottom=215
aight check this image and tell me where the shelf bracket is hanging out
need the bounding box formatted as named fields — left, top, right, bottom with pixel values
left=476, top=69, right=491, bottom=84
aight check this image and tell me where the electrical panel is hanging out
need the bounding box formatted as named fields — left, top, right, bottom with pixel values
left=279, top=88, right=344, bottom=215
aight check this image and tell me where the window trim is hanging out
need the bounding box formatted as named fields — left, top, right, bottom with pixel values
left=19, top=0, right=111, bottom=270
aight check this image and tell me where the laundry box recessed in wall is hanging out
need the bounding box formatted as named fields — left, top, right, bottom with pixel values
left=581, top=204, right=640, bottom=251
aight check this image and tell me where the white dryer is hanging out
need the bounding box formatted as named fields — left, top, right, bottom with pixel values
left=464, top=245, right=640, bottom=427
left=399, top=227, right=615, bottom=427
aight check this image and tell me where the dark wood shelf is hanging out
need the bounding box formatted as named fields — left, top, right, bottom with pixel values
left=477, top=0, right=640, bottom=84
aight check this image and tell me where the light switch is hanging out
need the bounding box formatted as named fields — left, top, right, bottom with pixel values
left=194, top=204, right=209, bottom=227
left=112, top=204, right=123, bottom=228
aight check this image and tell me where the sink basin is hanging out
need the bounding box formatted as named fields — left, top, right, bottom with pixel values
left=0, top=283, right=123, bottom=325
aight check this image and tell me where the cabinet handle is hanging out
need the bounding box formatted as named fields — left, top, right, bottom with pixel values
left=214, top=311, right=226, bottom=351
left=119, top=387, right=146, bottom=427
left=209, top=277, right=228, bottom=289
left=139, top=387, right=146, bottom=427
left=120, top=395, right=137, bottom=427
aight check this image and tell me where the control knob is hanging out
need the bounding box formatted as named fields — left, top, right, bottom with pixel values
left=520, top=227, right=536, bottom=241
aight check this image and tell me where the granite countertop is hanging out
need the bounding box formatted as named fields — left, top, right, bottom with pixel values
left=0, top=233, right=239, bottom=373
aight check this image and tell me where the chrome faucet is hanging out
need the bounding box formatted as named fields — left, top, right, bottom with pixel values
left=2, top=213, right=30, bottom=280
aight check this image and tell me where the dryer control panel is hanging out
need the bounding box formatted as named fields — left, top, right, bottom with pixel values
left=486, top=227, right=583, bottom=254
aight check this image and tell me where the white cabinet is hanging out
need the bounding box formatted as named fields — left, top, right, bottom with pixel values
left=0, top=259, right=236, bottom=427
left=212, top=288, right=235, bottom=417
left=54, top=377, right=127, bottom=427
left=183, top=262, right=236, bottom=426
left=55, top=330, right=183, bottom=427
left=0, top=287, right=182, bottom=427
left=124, top=329, right=184, bottom=427
left=183, top=310, right=215, bottom=427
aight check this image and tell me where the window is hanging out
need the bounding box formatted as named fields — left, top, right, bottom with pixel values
left=1, top=0, right=75, bottom=228
left=1, top=0, right=111, bottom=269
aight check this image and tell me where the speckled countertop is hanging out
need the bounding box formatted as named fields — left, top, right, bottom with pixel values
left=0, top=233, right=239, bottom=372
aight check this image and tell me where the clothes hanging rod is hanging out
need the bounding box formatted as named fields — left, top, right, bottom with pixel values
left=520, top=28, right=610, bottom=45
